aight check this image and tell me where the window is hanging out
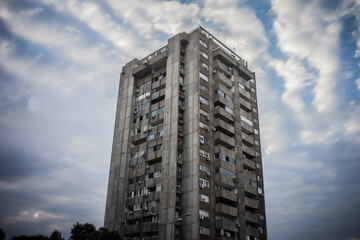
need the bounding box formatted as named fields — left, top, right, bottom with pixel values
left=154, top=171, right=161, bottom=178
left=253, top=117, right=258, bottom=123
left=251, top=87, right=256, bottom=93
left=258, top=213, right=265, bottom=221
left=127, top=191, right=134, bottom=198
left=241, top=115, right=253, bottom=126
left=258, top=187, right=263, bottom=195
left=137, top=81, right=151, bottom=91
left=179, top=76, right=184, bottom=85
left=148, top=131, right=164, bottom=141
left=199, top=163, right=210, bottom=173
left=135, top=91, right=150, bottom=102
left=199, top=209, right=209, bottom=218
left=199, top=227, right=210, bottom=235
left=200, top=50, right=208, bottom=59
left=156, top=184, right=161, bottom=191
left=199, top=149, right=210, bottom=158
left=215, top=153, right=235, bottom=165
left=199, top=72, right=209, bottom=82
left=130, top=149, right=146, bottom=159
left=251, top=96, right=257, bottom=103
left=215, top=89, right=233, bottom=102
left=255, top=140, right=260, bottom=146
left=255, top=151, right=261, bottom=158
left=225, top=106, right=234, bottom=115
left=199, top=121, right=209, bottom=131
left=199, top=135, right=209, bottom=144
left=134, top=102, right=149, bottom=112
left=244, top=178, right=257, bottom=187
left=200, top=109, right=209, bottom=117
left=257, top=175, right=262, bottom=182
left=256, top=163, right=262, bottom=169
left=133, top=203, right=142, bottom=211
left=200, top=96, right=209, bottom=105
left=200, top=84, right=209, bottom=93
left=150, top=144, right=162, bottom=152
left=131, top=125, right=148, bottom=135
left=238, top=82, right=245, bottom=90
left=253, top=107, right=257, bottom=113
left=150, top=107, right=165, bottom=117
left=199, top=39, right=208, bottom=48
left=200, top=62, right=209, bottom=71
left=199, top=178, right=210, bottom=188
left=200, top=194, right=209, bottom=203
left=133, top=113, right=148, bottom=123
left=254, top=128, right=259, bottom=135
left=217, top=167, right=236, bottom=178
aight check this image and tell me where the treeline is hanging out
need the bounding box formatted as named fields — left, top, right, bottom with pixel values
left=0, top=223, right=122, bottom=240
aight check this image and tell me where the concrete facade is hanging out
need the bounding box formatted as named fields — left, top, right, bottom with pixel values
left=104, top=27, right=267, bottom=240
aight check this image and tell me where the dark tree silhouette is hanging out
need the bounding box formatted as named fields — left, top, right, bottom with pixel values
left=70, top=222, right=98, bottom=240
left=49, top=230, right=63, bottom=240
left=10, top=235, right=49, bottom=240
left=0, top=229, right=5, bottom=240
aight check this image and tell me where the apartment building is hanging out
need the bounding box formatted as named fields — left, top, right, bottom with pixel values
left=104, top=26, right=267, bottom=240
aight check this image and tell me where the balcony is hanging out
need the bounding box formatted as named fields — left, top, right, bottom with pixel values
left=131, top=132, right=148, bottom=145
left=142, top=222, right=159, bottom=233
left=215, top=173, right=236, bottom=189
left=123, top=225, right=141, bottom=235
left=246, top=227, right=259, bottom=238
left=133, top=47, right=168, bottom=78
left=149, top=112, right=164, bottom=126
left=246, top=212, right=259, bottom=224
left=216, top=218, right=238, bottom=232
left=213, top=59, right=232, bottom=77
left=244, top=197, right=258, bottom=209
left=241, top=120, right=253, bottom=135
left=215, top=188, right=237, bottom=202
left=214, top=93, right=234, bottom=110
left=239, top=87, right=251, bottom=100
left=151, top=89, right=165, bottom=103
left=242, top=144, right=255, bottom=157
left=243, top=158, right=256, bottom=170
left=214, top=118, right=235, bottom=137
left=237, top=61, right=255, bottom=81
left=215, top=203, right=238, bottom=218
left=214, top=145, right=236, bottom=160
left=240, top=98, right=252, bottom=112
left=214, top=159, right=236, bottom=174
left=213, top=71, right=233, bottom=88
left=214, top=132, right=235, bottom=148
left=244, top=171, right=256, bottom=182
left=241, top=131, right=254, bottom=146
left=244, top=184, right=257, bottom=196
left=213, top=47, right=237, bottom=67
left=214, top=106, right=235, bottom=124
left=147, top=149, right=163, bottom=162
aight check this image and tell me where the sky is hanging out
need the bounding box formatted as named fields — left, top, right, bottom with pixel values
left=0, top=0, right=360, bottom=239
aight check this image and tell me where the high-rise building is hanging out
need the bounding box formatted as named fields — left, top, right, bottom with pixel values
left=104, top=26, right=266, bottom=240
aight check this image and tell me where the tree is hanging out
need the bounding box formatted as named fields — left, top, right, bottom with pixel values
left=0, top=229, right=5, bottom=240
left=70, top=222, right=98, bottom=240
left=98, top=227, right=122, bottom=240
left=50, top=230, right=63, bottom=240
left=10, top=235, right=49, bottom=240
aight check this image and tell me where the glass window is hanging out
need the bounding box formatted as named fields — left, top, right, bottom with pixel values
left=255, top=140, right=260, bottom=145
left=241, top=115, right=253, bottom=126
left=199, top=163, right=210, bottom=172
left=199, top=135, right=209, bottom=144
left=199, top=121, right=209, bottom=131
left=199, top=39, right=208, bottom=48
left=200, top=84, right=209, bottom=93
left=151, top=107, right=165, bottom=116
left=199, top=149, right=210, bottom=158
left=199, top=209, right=209, bottom=218
left=256, top=163, right=262, bottom=169
left=199, top=227, right=210, bottom=235
left=199, top=178, right=210, bottom=188
left=200, top=194, right=209, bottom=203
left=200, top=50, right=208, bottom=59
left=254, top=128, right=259, bottom=135
left=199, top=72, right=209, bottom=82
left=200, top=62, right=209, bottom=71
left=217, top=167, right=236, bottom=178
left=200, top=96, right=209, bottom=105
left=200, top=109, right=209, bottom=117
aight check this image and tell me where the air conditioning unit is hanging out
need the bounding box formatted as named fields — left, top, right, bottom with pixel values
left=199, top=215, right=205, bottom=220
left=146, top=95, right=150, bottom=98
left=133, top=110, right=137, bottom=114
left=235, top=223, right=240, bottom=228
left=122, top=219, right=127, bottom=224
left=206, top=156, right=210, bottom=161
left=233, top=178, right=238, bottom=183
left=199, top=184, right=204, bottom=189
left=144, top=207, right=148, bottom=211
left=179, top=106, right=185, bottom=110
left=206, top=172, right=210, bottom=176
left=129, top=211, right=133, bottom=215
left=146, top=165, right=150, bottom=169
left=213, top=70, right=217, bottom=74
left=200, top=140, right=204, bottom=144
left=136, top=88, right=140, bottom=93
left=182, top=87, right=186, bottom=91
left=212, top=127, right=216, bottom=131
left=144, top=193, right=149, bottom=197
left=152, top=115, right=155, bottom=118
left=138, top=181, right=142, bottom=185
left=206, top=116, right=210, bottom=121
